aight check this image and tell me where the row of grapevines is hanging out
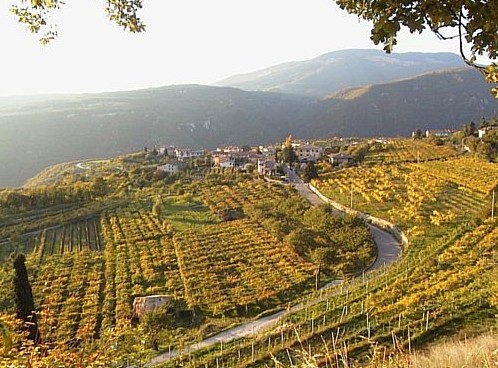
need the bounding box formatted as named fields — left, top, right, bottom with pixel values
left=365, top=139, right=457, bottom=164
left=169, top=219, right=497, bottom=367
left=172, top=219, right=315, bottom=316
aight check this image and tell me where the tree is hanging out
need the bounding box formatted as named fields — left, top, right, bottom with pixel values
left=245, top=163, right=256, bottom=174
left=284, top=228, right=317, bottom=256
left=152, top=200, right=162, bottom=219
left=302, top=161, right=318, bottom=182
left=476, top=141, right=494, bottom=161
left=89, top=177, right=109, bottom=198
left=11, top=0, right=145, bottom=45
left=281, top=145, right=297, bottom=164
left=413, top=128, right=424, bottom=139
left=12, top=254, right=40, bottom=344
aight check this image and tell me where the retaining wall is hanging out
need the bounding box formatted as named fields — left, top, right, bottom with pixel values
left=308, top=183, right=409, bottom=246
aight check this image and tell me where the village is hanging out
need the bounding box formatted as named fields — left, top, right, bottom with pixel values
left=152, top=137, right=356, bottom=182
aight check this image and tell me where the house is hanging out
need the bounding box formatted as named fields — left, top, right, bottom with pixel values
left=257, top=159, right=277, bottom=176
left=216, top=145, right=242, bottom=153
left=294, top=145, right=322, bottom=162
left=175, top=148, right=205, bottom=160
left=157, top=160, right=185, bottom=174
left=214, top=154, right=248, bottom=169
left=330, top=152, right=354, bottom=166
left=425, top=129, right=453, bottom=138
left=478, top=126, right=498, bottom=139
left=164, top=146, right=177, bottom=156
left=258, top=145, right=276, bottom=156
left=132, top=295, right=171, bottom=318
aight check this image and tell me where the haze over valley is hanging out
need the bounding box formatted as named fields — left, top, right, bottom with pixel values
left=0, top=49, right=496, bottom=187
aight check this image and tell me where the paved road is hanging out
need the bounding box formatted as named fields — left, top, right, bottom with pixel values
left=149, top=170, right=402, bottom=366
left=368, top=224, right=402, bottom=269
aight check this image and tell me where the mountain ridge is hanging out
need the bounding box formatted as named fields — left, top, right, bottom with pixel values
left=0, top=58, right=495, bottom=187
left=215, top=49, right=467, bottom=96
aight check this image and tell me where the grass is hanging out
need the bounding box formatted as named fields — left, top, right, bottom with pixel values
left=161, top=197, right=220, bottom=231
left=269, top=332, right=498, bottom=368
left=411, top=333, right=498, bottom=368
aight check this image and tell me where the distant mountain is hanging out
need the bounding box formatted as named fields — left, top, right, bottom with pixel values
left=215, top=49, right=466, bottom=96
left=304, top=68, right=497, bottom=138
left=0, top=68, right=495, bottom=188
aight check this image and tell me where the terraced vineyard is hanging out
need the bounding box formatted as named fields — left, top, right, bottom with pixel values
left=195, top=180, right=299, bottom=214
left=2, top=149, right=496, bottom=368
left=0, top=179, right=324, bottom=355
left=24, top=206, right=183, bottom=343
left=156, top=154, right=498, bottom=367
left=173, top=219, right=315, bottom=316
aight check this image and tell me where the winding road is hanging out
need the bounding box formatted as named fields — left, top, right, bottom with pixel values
left=148, top=171, right=402, bottom=366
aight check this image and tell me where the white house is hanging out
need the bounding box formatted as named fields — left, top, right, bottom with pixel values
left=294, top=145, right=322, bottom=162
left=478, top=126, right=498, bottom=139
left=157, top=161, right=185, bottom=174
left=329, top=152, right=354, bottom=166
left=175, top=148, right=205, bottom=160
left=425, top=129, right=452, bottom=138
left=214, top=154, right=248, bottom=169
left=257, top=159, right=277, bottom=176
left=216, top=145, right=242, bottom=153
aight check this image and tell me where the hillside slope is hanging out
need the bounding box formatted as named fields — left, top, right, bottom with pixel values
left=215, top=49, right=466, bottom=96
left=305, top=67, right=497, bottom=138
left=0, top=85, right=316, bottom=187
left=0, top=68, right=495, bottom=188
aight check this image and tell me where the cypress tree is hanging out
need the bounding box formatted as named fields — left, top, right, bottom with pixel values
left=13, top=253, right=40, bottom=344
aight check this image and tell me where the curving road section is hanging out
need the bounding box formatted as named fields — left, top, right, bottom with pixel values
left=149, top=171, right=402, bottom=366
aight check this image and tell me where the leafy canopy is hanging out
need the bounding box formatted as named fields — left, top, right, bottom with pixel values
left=10, top=0, right=145, bottom=45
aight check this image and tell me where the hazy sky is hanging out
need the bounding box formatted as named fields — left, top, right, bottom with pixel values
left=0, top=0, right=469, bottom=96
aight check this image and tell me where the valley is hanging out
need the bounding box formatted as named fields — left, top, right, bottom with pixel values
left=0, top=132, right=497, bottom=367
left=0, top=50, right=496, bottom=188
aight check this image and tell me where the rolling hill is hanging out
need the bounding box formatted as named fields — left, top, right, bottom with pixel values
left=215, top=49, right=466, bottom=96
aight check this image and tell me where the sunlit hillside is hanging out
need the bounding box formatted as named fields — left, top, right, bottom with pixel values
left=0, top=134, right=497, bottom=367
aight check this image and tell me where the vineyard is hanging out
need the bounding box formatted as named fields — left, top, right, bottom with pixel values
left=173, top=219, right=315, bottom=316
left=163, top=218, right=498, bottom=367
left=194, top=180, right=301, bottom=215
left=364, top=138, right=458, bottom=164
left=1, top=148, right=497, bottom=368
left=311, top=156, right=493, bottom=239
left=0, top=177, right=341, bottom=356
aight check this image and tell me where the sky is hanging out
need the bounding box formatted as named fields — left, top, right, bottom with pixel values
left=0, top=0, right=471, bottom=97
